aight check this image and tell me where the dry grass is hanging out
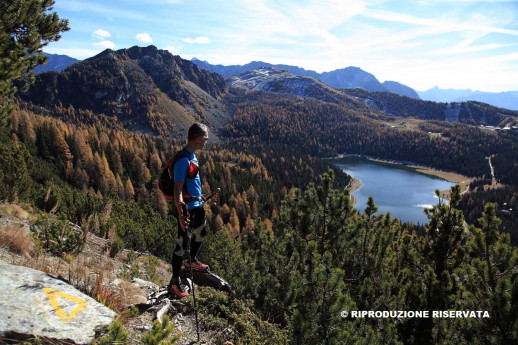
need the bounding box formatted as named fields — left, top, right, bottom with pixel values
left=0, top=224, right=35, bottom=258
left=92, top=271, right=126, bottom=312
left=0, top=203, right=28, bottom=218
left=119, top=280, right=147, bottom=306
left=62, top=259, right=133, bottom=317
left=0, top=203, right=36, bottom=222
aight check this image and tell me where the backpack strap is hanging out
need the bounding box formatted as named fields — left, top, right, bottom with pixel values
left=172, top=148, right=191, bottom=167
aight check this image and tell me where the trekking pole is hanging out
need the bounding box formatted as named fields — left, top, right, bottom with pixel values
left=180, top=203, right=200, bottom=343
left=201, top=187, right=221, bottom=204
left=180, top=189, right=219, bottom=343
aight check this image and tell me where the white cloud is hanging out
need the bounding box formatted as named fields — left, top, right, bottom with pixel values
left=92, top=29, right=111, bottom=40
left=136, top=33, right=153, bottom=44
left=93, top=40, right=116, bottom=49
left=92, top=29, right=115, bottom=50
left=433, top=0, right=516, bottom=2
left=52, top=0, right=518, bottom=91
left=355, top=51, right=518, bottom=92
left=363, top=9, right=518, bottom=36
left=164, top=45, right=176, bottom=53
left=218, top=0, right=365, bottom=46
left=288, top=0, right=366, bottom=32
left=56, top=1, right=151, bottom=21
left=428, top=43, right=517, bottom=56
left=183, top=36, right=211, bottom=44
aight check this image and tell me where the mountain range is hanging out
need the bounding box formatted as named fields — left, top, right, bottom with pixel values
left=38, top=52, right=518, bottom=110
left=227, top=67, right=517, bottom=127
left=12, top=44, right=518, bottom=207
left=192, top=58, right=518, bottom=110
left=418, top=86, right=518, bottom=111
left=192, top=58, right=409, bottom=96
left=18, top=45, right=517, bottom=144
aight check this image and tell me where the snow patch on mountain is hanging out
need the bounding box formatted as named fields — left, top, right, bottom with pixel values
left=228, top=67, right=295, bottom=90
left=227, top=67, right=345, bottom=103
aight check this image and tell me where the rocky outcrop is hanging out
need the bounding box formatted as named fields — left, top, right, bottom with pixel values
left=444, top=103, right=461, bottom=122
left=0, top=260, right=116, bottom=344
left=182, top=269, right=231, bottom=293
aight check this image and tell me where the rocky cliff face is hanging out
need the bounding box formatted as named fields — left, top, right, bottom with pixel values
left=116, top=46, right=226, bottom=100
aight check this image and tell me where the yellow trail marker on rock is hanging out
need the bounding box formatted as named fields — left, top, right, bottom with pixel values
left=43, top=287, right=88, bottom=321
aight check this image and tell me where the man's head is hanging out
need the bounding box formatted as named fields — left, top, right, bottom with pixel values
left=187, top=122, right=209, bottom=150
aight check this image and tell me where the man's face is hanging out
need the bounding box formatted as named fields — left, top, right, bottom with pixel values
left=196, top=132, right=209, bottom=150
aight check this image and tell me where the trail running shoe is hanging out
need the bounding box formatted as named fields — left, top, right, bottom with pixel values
left=184, top=258, right=210, bottom=272
left=168, top=277, right=188, bottom=298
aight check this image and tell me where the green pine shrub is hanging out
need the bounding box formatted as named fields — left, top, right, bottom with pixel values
left=32, top=213, right=86, bottom=256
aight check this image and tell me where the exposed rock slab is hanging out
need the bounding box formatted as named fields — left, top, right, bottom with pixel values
left=0, top=260, right=116, bottom=344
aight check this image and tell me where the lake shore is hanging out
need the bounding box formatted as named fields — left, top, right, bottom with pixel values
left=347, top=177, right=362, bottom=192
left=407, top=165, right=473, bottom=198
left=346, top=177, right=361, bottom=205
left=334, top=155, right=474, bottom=202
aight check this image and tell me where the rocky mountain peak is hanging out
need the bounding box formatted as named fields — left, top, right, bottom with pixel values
left=226, top=67, right=359, bottom=105
left=227, top=67, right=293, bottom=89
left=18, top=46, right=229, bottom=136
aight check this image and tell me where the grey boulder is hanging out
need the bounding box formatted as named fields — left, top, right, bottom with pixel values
left=0, top=260, right=116, bottom=344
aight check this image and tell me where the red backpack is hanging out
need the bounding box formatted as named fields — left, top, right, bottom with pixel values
left=159, top=148, right=199, bottom=200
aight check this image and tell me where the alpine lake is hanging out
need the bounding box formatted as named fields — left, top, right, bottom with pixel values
left=330, top=156, right=457, bottom=225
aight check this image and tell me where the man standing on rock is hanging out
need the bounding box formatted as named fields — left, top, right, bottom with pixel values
left=168, top=123, right=211, bottom=298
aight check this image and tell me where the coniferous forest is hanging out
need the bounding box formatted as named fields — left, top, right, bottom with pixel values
left=2, top=83, right=518, bottom=344
left=1, top=3, right=518, bottom=343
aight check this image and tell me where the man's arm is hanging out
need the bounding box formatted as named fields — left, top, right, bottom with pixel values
left=174, top=181, right=190, bottom=231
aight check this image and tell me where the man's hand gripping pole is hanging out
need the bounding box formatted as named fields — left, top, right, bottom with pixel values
left=204, top=187, right=221, bottom=206
left=177, top=201, right=190, bottom=231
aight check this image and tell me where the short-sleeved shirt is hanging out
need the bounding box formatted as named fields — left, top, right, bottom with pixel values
left=173, top=147, right=202, bottom=209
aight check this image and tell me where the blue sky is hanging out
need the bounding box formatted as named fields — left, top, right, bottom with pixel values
left=46, top=0, right=518, bottom=92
